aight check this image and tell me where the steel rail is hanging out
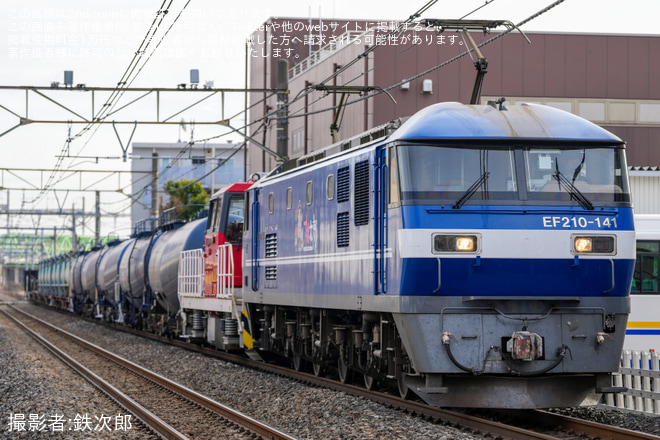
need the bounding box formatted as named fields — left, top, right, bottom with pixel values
left=70, top=312, right=561, bottom=440
left=7, top=305, right=297, bottom=440
left=35, top=304, right=660, bottom=440
left=0, top=306, right=189, bottom=440
left=529, top=409, right=660, bottom=440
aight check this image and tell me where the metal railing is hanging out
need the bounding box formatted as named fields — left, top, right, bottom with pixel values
left=178, top=249, right=204, bottom=298
left=602, top=350, right=660, bottom=414
left=216, top=243, right=234, bottom=299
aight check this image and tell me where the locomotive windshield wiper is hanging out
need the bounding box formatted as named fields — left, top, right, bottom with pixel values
left=452, top=172, right=490, bottom=209
left=552, top=169, right=594, bottom=210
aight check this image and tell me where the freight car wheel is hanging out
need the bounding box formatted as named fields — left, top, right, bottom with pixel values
left=312, top=361, right=324, bottom=377
left=363, top=373, right=376, bottom=390
left=398, top=375, right=412, bottom=400
left=337, top=358, right=353, bottom=384
left=292, top=353, right=305, bottom=371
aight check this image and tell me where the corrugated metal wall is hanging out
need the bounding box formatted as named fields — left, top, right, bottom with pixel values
left=630, top=173, right=660, bottom=214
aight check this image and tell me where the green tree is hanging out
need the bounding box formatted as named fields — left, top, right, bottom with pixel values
left=163, top=179, right=208, bottom=220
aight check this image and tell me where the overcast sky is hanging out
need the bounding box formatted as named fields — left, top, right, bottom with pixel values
left=0, top=0, right=657, bottom=237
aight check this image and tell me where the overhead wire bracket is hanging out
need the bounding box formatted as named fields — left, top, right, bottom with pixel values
left=112, top=120, right=138, bottom=162
left=312, top=85, right=397, bottom=142
left=420, top=19, right=531, bottom=104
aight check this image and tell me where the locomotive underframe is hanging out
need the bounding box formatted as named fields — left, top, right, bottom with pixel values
left=239, top=292, right=629, bottom=408
left=243, top=301, right=413, bottom=394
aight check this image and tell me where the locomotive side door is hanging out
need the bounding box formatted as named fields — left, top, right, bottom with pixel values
left=374, top=146, right=389, bottom=294
left=246, top=188, right=260, bottom=292
left=204, top=196, right=222, bottom=296
left=222, top=193, right=246, bottom=287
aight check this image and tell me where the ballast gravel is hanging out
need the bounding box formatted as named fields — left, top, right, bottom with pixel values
left=2, top=300, right=658, bottom=440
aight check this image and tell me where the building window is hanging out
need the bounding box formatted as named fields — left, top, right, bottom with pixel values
left=192, top=156, right=206, bottom=165
left=292, top=127, right=305, bottom=155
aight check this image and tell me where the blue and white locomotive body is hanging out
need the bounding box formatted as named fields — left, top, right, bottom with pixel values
left=243, top=102, right=634, bottom=408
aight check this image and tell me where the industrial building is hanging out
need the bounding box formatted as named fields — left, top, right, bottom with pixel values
left=248, top=18, right=660, bottom=213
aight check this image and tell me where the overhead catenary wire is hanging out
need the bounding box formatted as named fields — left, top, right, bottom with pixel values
left=278, top=0, right=567, bottom=123
left=266, top=0, right=505, bottom=128
left=28, top=0, right=185, bottom=206
left=288, top=0, right=440, bottom=110
left=104, top=120, right=267, bottom=215
left=159, top=0, right=502, bottom=178
left=27, top=1, right=565, bottom=232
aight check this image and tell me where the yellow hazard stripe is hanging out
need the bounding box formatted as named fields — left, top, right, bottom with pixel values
left=627, top=321, right=660, bottom=328
left=241, top=309, right=254, bottom=349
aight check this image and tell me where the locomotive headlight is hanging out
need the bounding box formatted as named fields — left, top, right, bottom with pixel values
left=574, top=237, right=592, bottom=253
left=433, top=234, right=479, bottom=253
left=572, top=235, right=616, bottom=254
left=456, top=236, right=476, bottom=251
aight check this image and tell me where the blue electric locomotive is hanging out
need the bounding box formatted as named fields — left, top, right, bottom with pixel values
left=242, top=101, right=634, bottom=408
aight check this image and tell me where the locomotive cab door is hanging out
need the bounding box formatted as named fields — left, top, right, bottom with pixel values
left=205, top=192, right=247, bottom=295
left=249, top=188, right=260, bottom=291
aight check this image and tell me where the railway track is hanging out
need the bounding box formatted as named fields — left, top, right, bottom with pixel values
left=0, top=304, right=295, bottom=440
left=14, top=302, right=660, bottom=440
left=86, top=313, right=660, bottom=440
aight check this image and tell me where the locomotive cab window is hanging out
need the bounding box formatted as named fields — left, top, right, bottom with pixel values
left=208, top=196, right=223, bottom=233
left=206, top=198, right=219, bottom=234
left=225, top=194, right=244, bottom=245
left=525, top=147, right=630, bottom=204
left=396, top=145, right=517, bottom=203
left=394, top=143, right=631, bottom=207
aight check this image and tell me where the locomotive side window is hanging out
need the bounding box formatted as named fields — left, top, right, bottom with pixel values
left=327, top=174, right=335, bottom=200
left=632, top=241, right=659, bottom=293
left=389, top=146, right=400, bottom=205
left=306, top=181, right=313, bottom=205
left=287, top=187, right=292, bottom=210
left=225, top=195, right=245, bottom=245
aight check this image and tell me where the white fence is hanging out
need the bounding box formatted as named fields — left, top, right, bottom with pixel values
left=178, top=249, right=205, bottom=298
left=178, top=245, right=234, bottom=299
left=216, top=243, right=234, bottom=299
left=601, top=350, right=660, bottom=414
